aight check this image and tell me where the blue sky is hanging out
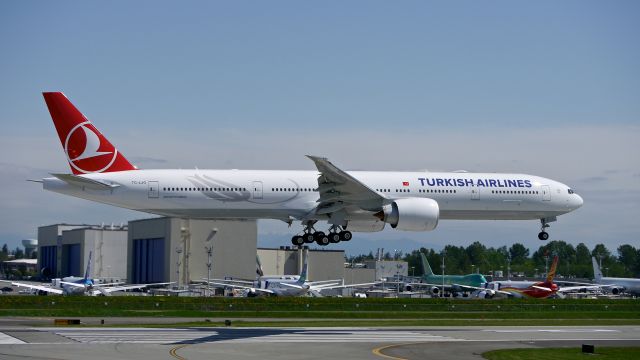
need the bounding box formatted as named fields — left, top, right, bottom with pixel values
left=0, top=1, right=638, bottom=256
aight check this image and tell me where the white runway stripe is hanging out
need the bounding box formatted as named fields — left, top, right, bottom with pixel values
left=0, top=332, right=25, bottom=344
left=49, top=328, right=452, bottom=344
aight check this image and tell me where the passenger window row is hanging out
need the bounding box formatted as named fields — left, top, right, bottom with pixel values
left=163, top=187, right=246, bottom=192
left=491, top=190, right=539, bottom=195
left=271, top=188, right=317, bottom=192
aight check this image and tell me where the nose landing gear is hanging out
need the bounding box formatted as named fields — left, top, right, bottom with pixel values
left=538, top=217, right=556, bottom=241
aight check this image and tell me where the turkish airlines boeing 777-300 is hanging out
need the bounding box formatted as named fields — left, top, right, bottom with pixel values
left=38, top=92, right=583, bottom=246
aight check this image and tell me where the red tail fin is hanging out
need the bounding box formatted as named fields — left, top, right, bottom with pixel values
left=43, top=92, right=137, bottom=174
left=546, top=255, right=559, bottom=283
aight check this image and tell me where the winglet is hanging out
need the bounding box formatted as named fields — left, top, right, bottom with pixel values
left=546, top=255, right=559, bottom=283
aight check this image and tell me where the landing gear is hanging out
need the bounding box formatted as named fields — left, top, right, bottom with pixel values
left=538, top=217, right=555, bottom=241
left=292, top=223, right=353, bottom=247
left=314, top=231, right=329, bottom=246
left=291, top=235, right=304, bottom=246
left=339, top=230, right=352, bottom=241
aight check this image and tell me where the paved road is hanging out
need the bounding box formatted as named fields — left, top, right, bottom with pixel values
left=0, top=324, right=638, bottom=359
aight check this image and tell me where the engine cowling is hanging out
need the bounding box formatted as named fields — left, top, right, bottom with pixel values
left=430, top=286, right=441, bottom=296
left=610, top=287, right=625, bottom=295
left=377, top=198, right=439, bottom=231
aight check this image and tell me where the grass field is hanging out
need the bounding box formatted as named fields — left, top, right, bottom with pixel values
left=483, top=347, right=640, bottom=360
left=0, top=296, right=638, bottom=326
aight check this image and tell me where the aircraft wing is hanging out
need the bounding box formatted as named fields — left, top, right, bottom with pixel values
left=531, top=285, right=553, bottom=292
left=204, top=278, right=255, bottom=285
left=6, top=281, right=63, bottom=295
left=306, top=155, right=385, bottom=214
left=59, top=281, right=85, bottom=288
left=279, top=282, right=306, bottom=290
left=90, top=284, right=150, bottom=296
left=557, top=285, right=606, bottom=293
left=311, top=282, right=378, bottom=291
left=207, top=281, right=275, bottom=294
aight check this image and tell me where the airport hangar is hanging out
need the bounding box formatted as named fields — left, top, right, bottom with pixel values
left=35, top=217, right=399, bottom=287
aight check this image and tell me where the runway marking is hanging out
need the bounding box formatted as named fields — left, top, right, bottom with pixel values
left=372, top=342, right=421, bottom=360
left=169, top=344, right=188, bottom=360
left=47, top=328, right=454, bottom=344
left=0, top=332, right=25, bottom=344
left=484, top=329, right=620, bottom=333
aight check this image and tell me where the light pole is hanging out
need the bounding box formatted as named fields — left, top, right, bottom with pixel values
left=180, top=226, right=191, bottom=289
left=175, top=246, right=182, bottom=289
left=205, top=228, right=218, bottom=297
left=411, top=266, right=415, bottom=278
left=441, top=251, right=446, bottom=298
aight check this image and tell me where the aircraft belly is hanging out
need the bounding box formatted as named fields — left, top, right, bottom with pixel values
left=439, top=210, right=566, bottom=220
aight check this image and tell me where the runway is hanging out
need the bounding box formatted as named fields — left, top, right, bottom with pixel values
left=0, top=325, right=638, bottom=359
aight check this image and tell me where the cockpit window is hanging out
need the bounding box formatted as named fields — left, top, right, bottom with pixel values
left=567, top=189, right=574, bottom=194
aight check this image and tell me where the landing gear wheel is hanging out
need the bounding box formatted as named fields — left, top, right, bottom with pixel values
left=291, top=235, right=304, bottom=246
left=328, top=232, right=341, bottom=243
left=314, top=231, right=329, bottom=246
left=339, top=231, right=352, bottom=241
left=538, top=231, right=549, bottom=241
left=303, top=233, right=315, bottom=243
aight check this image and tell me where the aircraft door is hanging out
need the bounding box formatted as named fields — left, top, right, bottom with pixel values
left=471, top=188, right=480, bottom=200
left=148, top=181, right=159, bottom=198
left=252, top=181, right=263, bottom=199
left=541, top=185, right=551, bottom=201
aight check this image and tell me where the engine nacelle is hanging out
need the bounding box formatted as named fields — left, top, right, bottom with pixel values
left=610, top=287, right=625, bottom=295
left=378, top=198, right=439, bottom=231
left=430, top=286, right=441, bottom=296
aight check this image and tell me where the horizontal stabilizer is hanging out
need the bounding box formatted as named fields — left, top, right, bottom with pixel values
left=51, top=173, right=120, bottom=190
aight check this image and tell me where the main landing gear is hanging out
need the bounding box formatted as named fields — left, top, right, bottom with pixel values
left=291, top=224, right=352, bottom=247
left=538, top=218, right=554, bottom=241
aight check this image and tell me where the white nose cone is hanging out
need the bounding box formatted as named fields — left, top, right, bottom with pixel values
left=572, top=194, right=584, bottom=210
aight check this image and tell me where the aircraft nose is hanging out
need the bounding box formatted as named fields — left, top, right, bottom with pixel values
left=573, top=194, right=584, bottom=209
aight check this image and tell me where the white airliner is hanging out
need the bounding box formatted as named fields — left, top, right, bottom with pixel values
left=591, top=257, right=640, bottom=296
left=3, top=252, right=170, bottom=295
left=206, top=250, right=376, bottom=297
left=38, top=92, right=583, bottom=246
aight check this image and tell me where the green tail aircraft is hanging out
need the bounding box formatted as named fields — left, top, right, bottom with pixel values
left=411, top=253, right=488, bottom=296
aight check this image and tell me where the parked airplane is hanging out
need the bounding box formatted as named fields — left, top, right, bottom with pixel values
left=591, top=257, right=640, bottom=296
left=4, top=252, right=170, bottom=295
left=206, top=251, right=376, bottom=296
left=38, top=92, right=583, bottom=246
left=407, top=252, right=488, bottom=297
left=480, top=255, right=561, bottom=298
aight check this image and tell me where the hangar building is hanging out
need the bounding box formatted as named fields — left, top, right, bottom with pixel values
left=128, top=218, right=257, bottom=285
left=37, top=224, right=128, bottom=280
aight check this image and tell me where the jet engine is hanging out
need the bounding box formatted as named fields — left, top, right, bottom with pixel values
left=430, top=286, right=441, bottom=296
left=610, top=286, right=625, bottom=295
left=375, top=198, right=439, bottom=231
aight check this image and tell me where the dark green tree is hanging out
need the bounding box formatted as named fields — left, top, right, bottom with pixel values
left=508, top=243, right=529, bottom=265
left=617, top=244, right=638, bottom=277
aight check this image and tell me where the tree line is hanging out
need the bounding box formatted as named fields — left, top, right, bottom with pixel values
left=0, top=244, right=37, bottom=262
left=347, top=241, right=640, bottom=279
